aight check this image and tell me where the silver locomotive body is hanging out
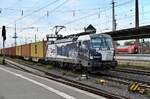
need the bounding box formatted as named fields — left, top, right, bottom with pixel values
left=46, top=33, right=117, bottom=71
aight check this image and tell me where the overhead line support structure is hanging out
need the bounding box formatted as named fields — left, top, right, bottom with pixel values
left=112, top=0, right=116, bottom=32
left=12, top=23, right=18, bottom=47
left=112, top=0, right=117, bottom=52
left=135, top=0, right=141, bottom=53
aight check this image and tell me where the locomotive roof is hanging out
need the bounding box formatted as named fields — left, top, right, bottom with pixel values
left=77, top=35, right=90, bottom=41
left=54, top=37, right=77, bottom=44
left=54, top=33, right=112, bottom=44
left=90, top=33, right=112, bottom=38
left=77, top=33, right=112, bottom=41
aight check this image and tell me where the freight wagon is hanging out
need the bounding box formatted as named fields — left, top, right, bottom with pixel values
left=30, top=41, right=47, bottom=61
left=0, top=41, right=46, bottom=61
left=21, top=44, right=31, bottom=60
left=11, top=47, right=16, bottom=56
left=16, top=46, right=22, bottom=57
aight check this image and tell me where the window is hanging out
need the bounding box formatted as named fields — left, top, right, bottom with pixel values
left=91, top=37, right=113, bottom=49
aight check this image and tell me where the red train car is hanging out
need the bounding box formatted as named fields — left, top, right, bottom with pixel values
left=10, top=47, right=16, bottom=56
left=5, top=48, right=9, bottom=56
left=8, top=48, right=11, bottom=56
left=21, top=44, right=31, bottom=59
left=116, top=44, right=138, bottom=54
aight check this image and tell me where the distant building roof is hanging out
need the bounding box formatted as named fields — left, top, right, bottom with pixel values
left=102, top=25, right=150, bottom=40
left=85, top=24, right=96, bottom=33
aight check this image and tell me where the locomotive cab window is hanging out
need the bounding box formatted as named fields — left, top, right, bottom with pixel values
left=82, top=40, right=90, bottom=48
left=105, top=38, right=113, bottom=48
left=91, top=37, right=102, bottom=48
left=91, top=37, right=113, bottom=49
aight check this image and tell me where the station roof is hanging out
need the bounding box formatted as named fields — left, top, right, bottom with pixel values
left=102, top=25, right=150, bottom=40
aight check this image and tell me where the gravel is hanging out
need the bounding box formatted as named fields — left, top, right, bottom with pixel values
left=6, top=58, right=150, bottom=99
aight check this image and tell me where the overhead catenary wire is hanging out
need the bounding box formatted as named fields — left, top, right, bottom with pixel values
left=63, top=7, right=112, bottom=26
left=53, top=0, right=133, bottom=13
left=24, top=0, right=42, bottom=12
left=28, top=5, right=112, bottom=28
left=24, top=0, right=70, bottom=27
left=55, top=0, right=134, bottom=26
left=0, top=0, right=134, bottom=27
left=2, top=0, right=150, bottom=48
left=15, top=0, right=60, bottom=21
left=2, top=0, right=69, bottom=44
left=17, top=0, right=69, bottom=40
left=64, top=12, right=98, bottom=25
left=0, top=0, right=23, bottom=17
left=4, top=0, right=147, bottom=37
left=6, top=0, right=60, bottom=26
left=1, top=0, right=132, bottom=13
left=23, top=0, right=135, bottom=30
left=42, top=0, right=135, bottom=34
left=0, top=0, right=132, bottom=19
left=0, top=0, right=42, bottom=14
left=115, top=0, right=133, bottom=7
left=25, top=6, right=110, bottom=27
left=61, top=9, right=136, bottom=32
left=5, top=0, right=22, bottom=9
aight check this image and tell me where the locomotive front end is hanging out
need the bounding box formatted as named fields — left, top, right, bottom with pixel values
left=88, top=34, right=117, bottom=70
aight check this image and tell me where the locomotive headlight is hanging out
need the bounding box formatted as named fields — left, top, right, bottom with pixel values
left=90, top=55, right=93, bottom=59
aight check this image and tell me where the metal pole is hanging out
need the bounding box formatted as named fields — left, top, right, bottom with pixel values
left=15, top=23, right=17, bottom=46
left=135, top=0, right=139, bottom=28
left=2, top=39, right=5, bottom=64
left=112, top=0, right=117, bottom=52
left=135, top=0, right=140, bottom=53
left=13, top=23, right=17, bottom=47
left=35, top=34, right=37, bottom=42
left=112, top=0, right=116, bottom=31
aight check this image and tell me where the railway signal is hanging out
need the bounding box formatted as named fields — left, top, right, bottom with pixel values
left=2, top=26, right=6, bottom=64
left=2, top=26, right=6, bottom=41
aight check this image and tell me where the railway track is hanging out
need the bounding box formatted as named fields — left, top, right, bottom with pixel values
left=5, top=59, right=129, bottom=99
left=104, top=69, right=150, bottom=86
left=114, top=68, right=150, bottom=76
left=116, top=54, right=150, bottom=56
left=6, top=57, right=150, bottom=86
left=99, top=72, right=150, bottom=89
left=115, top=54, right=150, bottom=61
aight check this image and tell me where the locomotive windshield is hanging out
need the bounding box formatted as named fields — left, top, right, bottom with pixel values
left=91, top=37, right=113, bottom=49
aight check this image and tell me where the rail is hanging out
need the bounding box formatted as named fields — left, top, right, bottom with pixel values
left=115, top=54, right=150, bottom=61
left=5, top=59, right=129, bottom=99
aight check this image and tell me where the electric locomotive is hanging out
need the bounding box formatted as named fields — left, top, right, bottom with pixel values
left=46, top=31, right=117, bottom=72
